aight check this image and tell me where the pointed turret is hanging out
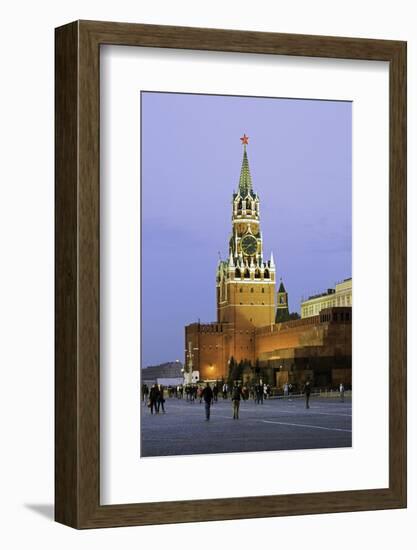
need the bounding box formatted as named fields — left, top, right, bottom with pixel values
left=276, top=277, right=289, bottom=323
left=270, top=251, right=275, bottom=269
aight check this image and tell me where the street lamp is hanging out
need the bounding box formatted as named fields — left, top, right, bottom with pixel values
left=184, top=341, right=199, bottom=386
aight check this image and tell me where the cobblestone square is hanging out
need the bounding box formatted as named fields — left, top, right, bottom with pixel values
left=141, top=395, right=352, bottom=457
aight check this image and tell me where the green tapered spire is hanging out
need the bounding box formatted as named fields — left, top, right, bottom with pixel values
left=278, top=279, right=286, bottom=293
left=238, top=140, right=253, bottom=196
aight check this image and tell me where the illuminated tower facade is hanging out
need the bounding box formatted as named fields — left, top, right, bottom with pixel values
left=216, top=134, right=276, bottom=333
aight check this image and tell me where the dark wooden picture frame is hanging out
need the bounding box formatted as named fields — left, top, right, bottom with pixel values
left=55, top=20, right=407, bottom=529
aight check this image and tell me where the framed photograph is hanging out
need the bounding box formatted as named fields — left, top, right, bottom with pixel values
left=55, top=20, right=406, bottom=528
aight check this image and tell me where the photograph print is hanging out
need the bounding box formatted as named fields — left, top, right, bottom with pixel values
left=140, top=91, right=352, bottom=458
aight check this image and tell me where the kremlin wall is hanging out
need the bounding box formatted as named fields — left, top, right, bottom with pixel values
left=184, top=136, right=351, bottom=389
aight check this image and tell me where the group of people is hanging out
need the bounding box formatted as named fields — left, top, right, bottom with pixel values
left=183, top=384, right=220, bottom=403
left=219, top=382, right=272, bottom=402
left=142, top=383, right=166, bottom=414
left=142, top=379, right=347, bottom=417
left=141, top=381, right=244, bottom=420
left=199, top=382, right=243, bottom=420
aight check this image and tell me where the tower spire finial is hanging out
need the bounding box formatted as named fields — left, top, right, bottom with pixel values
left=238, top=134, right=252, bottom=196
left=240, top=133, right=249, bottom=145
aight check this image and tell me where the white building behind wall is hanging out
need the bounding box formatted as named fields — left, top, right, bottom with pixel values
left=301, top=278, right=352, bottom=318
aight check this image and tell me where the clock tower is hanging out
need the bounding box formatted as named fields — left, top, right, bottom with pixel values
left=216, top=135, right=276, bottom=338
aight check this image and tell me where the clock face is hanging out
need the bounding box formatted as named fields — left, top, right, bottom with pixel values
left=241, top=234, right=257, bottom=256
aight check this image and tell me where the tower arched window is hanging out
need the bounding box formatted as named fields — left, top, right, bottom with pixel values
left=235, top=268, right=241, bottom=278
left=264, top=269, right=270, bottom=279
left=255, top=269, right=260, bottom=279
left=244, top=268, right=250, bottom=279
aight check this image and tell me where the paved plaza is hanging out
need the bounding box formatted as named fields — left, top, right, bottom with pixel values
left=141, top=395, right=352, bottom=457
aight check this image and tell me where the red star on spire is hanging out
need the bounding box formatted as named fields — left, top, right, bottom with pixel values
left=240, top=133, right=249, bottom=145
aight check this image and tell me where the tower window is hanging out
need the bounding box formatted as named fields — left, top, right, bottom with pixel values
left=239, top=287, right=243, bottom=293
left=264, top=269, right=270, bottom=279
left=255, top=269, right=260, bottom=279
left=250, top=288, right=254, bottom=293
left=244, top=268, right=250, bottom=278
left=262, top=288, right=265, bottom=293
left=235, top=268, right=241, bottom=278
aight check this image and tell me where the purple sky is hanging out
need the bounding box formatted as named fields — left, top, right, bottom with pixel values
left=141, top=92, right=352, bottom=367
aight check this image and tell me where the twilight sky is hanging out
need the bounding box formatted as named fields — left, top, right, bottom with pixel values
left=141, top=92, right=352, bottom=367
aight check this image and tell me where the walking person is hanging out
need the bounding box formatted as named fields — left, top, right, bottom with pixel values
left=222, top=383, right=228, bottom=400
left=157, top=384, right=165, bottom=413
left=304, top=380, right=311, bottom=409
left=232, top=382, right=242, bottom=419
left=339, top=383, right=345, bottom=402
left=283, top=382, right=289, bottom=400
left=213, top=384, right=218, bottom=403
left=202, top=382, right=214, bottom=421
left=190, top=385, right=196, bottom=403
left=148, top=384, right=159, bottom=415
left=256, top=383, right=263, bottom=404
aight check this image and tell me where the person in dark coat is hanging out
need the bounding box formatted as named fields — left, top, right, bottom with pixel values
left=149, top=384, right=160, bottom=414
left=213, top=384, right=218, bottom=403
left=255, top=384, right=263, bottom=405
left=157, top=384, right=165, bottom=413
left=304, top=380, right=312, bottom=409
left=232, top=383, right=242, bottom=419
left=201, top=382, right=214, bottom=421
